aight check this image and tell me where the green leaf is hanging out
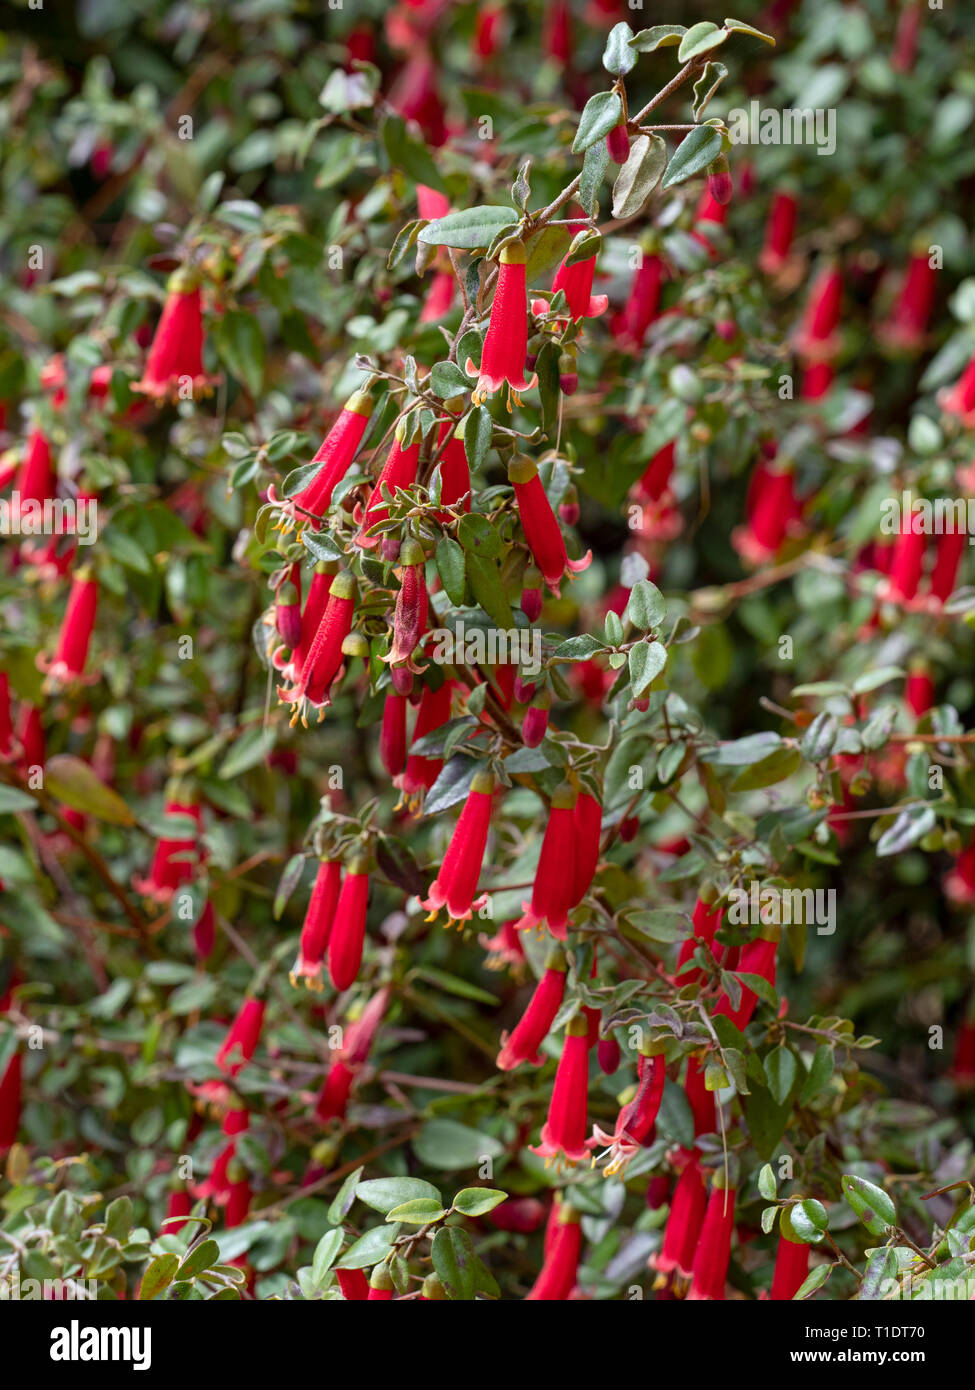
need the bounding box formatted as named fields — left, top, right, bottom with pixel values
left=602, top=22, right=637, bottom=76
left=677, top=22, right=728, bottom=63
left=626, top=578, right=667, bottom=629
left=800, top=1045, right=835, bottom=1105
left=800, top=713, right=838, bottom=762
left=764, top=1046, right=797, bottom=1105
left=430, top=361, right=472, bottom=398
left=424, top=755, right=480, bottom=816
left=327, top=1167, right=363, bottom=1226
left=757, top=1164, right=777, bottom=1200
left=876, top=805, right=936, bottom=857
left=578, top=141, right=610, bottom=218
left=841, top=1175, right=896, bottom=1236
left=451, top=1188, right=507, bottom=1218
left=572, top=91, right=623, bottom=154
left=731, top=746, right=801, bottom=790
left=356, top=1177, right=443, bottom=1215
left=311, top=1229, right=343, bottom=1284
left=138, top=1253, right=179, bottom=1300
left=794, top=1263, right=831, bottom=1299
left=457, top=512, right=502, bottom=559
left=628, top=640, right=667, bottom=696
left=43, top=755, right=136, bottom=826
left=337, top=1223, right=400, bottom=1270
left=466, top=553, right=513, bottom=631
left=693, top=61, right=728, bottom=120
left=436, top=537, right=466, bottom=607
left=413, top=1118, right=503, bottom=1170
left=612, top=135, right=667, bottom=220
left=381, top=115, right=445, bottom=192
left=216, top=310, right=265, bottom=397
left=463, top=405, right=493, bottom=472
left=0, top=786, right=38, bottom=814
left=175, top=1237, right=220, bottom=1281
left=218, top=726, right=276, bottom=779
left=789, top=1199, right=829, bottom=1244
left=386, top=1198, right=448, bottom=1224
left=104, top=1195, right=134, bottom=1241
left=418, top=206, right=519, bottom=250
left=723, top=17, right=776, bottom=45
left=431, top=1225, right=479, bottom=1300
left=629, top=25, right=686, bottom=53
left=660, top=125, right=723, bottom=190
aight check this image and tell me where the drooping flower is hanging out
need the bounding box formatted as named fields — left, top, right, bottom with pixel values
left=278, top=570, right=356, bottom=723
left=133, top=269, right=220, bottom=402
left=275, top=565, right=302, bottom=650
left=675, top=895, right=724, bottom=983
left=496, top=948, right=566, bottom=1070
left=684, top=1054, right=716, bottom=1138
left=327, top=858, right=371, bottom=992
left=194, top=1107, right=249, bottom=1204
left=516, top=781, right=578, bottom=940
left=525, top=1202, right=581, bottom=1300
left=951, top=998, right=975, bottom=1086
left=16, top=703, right=44, bottom=778
left=466, top=243, right=537, bottom=408
left=713, top=930, right=779, bottom=1030
left=11, top=428, right=55, bottom=529
left=906, top=662, right=934, bottom=719
left=613, top=253, right=664, bottom=350
left=479, top=917, right=525, bottom=971
left=771, top=1214, right=811, bottom=1300
left=520, top=563, right=544, bottom=622
left=794, top=263, right=843, bottom=362
left=570, top=789, right=602, bottom=907
left=379, top=692, right=408, bottom=778
left=879, top=250, right=937, bottom=352
left=274, top=563, right=334, bottom=683
left=270, top=389, right=372, bottom=534
left=945, top=839, right=975, bottom=906
left=929, top=525, right=965, bottom=605
left=939, top=349, right=975, bottom=427
left=731, top=460, right=801, bottom=567
left=531, top=1016, right=590, bottom=1165
left=383, top=538, right=429, bottom=678
left=687, top=1167, right=737, bottom=1300
left=38, top=572, right=98, bottom=689
left=420, top=270, right=456, bottom=324
left=606, top=120, right=630, bottom=165
left=588, top=1050, right=665, bottom=1175
left=597, top=1036, right=621, bottom=1075
left=521, top=691, right=550, bottom=748
left=509, top=455, right=591, bottom=595
left=543, top=0, right=572, bottom=65
left=422, top=767, right=494, bottom=924
left=356, top=428, right=422, bottom=546
left=653, top=1150, right=708, bottom=1278
left=389, top=52, right=446, bottom=147
left=163, top=1189, right=193, bottom=1236
left=291, top=859, right=341, bottom=988
left=534, top=230, right=608, bottom=325
left=0, top=1050, right=22, bottom=1154
left=314, top=986, right=389, bottom=1122
left=432, top=417, right=471, bottom=519
left=758, top=190, right=798, bottom=276
left=880, top=513, right=926, bottom=603
left=216, top=998, right=266, bottom=1076
left=336, top=1268, right=370, bottom=1301
left=801, top=361, right=834, bottom=400
left=396, top=679, right=454, bottom=808
left=134, top=800, right=203, bottom=902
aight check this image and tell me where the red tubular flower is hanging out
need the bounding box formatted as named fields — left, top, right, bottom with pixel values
left=480, top=916, right=525, bottom=970
left=675, top=895, right=724, bottom=982
left=421, top=768, right=494, bottom=923
left=521, top=692, right=550, bottom=748
left=801, top=361, right=834, bottom=400
left=771, top=1221, right=810, bottom=1300
left=275, top=565, right=302, bottom=650
left=273, top=389, right=372, bottom=532
left=417, top=185, right=450, bottom=222
left=531, top=1016, right=590, bottom=1165
left=714, top=931, right=779, bottom=1030
left=0, top=1051, right=22, bottom=1154
left=892, top=0, right=921, bottom=72
left=614, top=254, right=664, bottom=350
left=945, top=840, right=975, bottom=906
left=589, top=1050, right=665, bottom=1175
left=940, top=352, right=975, bottom=427
left=357, top=429, right=422, bottom=546
left=12, top=428, right=55, bottom=526
left=654, top=1151, right=708, bottom=1277
left=516, top=781, right=578, bottom=940
left=163, top=1189, right=193, bottom=1236
left=16, top=703, right=44, bottom=777
left=275, top=563, right=334, bottom=682
left=397, top=680, right=454, bottom=807
left=420, top=270, right=456, bottom=324
left=466, top=244, right=537, bottom=407
left=327, top=858, right=371, bottom=992
left=525, top=1204, right=581, bottom=1300
left=336, top=1268, right=370, bottom=1301
left=0, top=674, right=13, bottom=759
left=224, top=1177, right=252, bottom=1229
left=759, top=190, right=798, bottom=275
left=38, top=573, right=98, bottom=689
left=794, top=263, right=843, bottom=362
left=685, top=1055, right=716, bottom=1137
left=882, top=515, right=927, bottom=603
left=929, top=526, right=965, bottom=604
left=731, top=463, right=800, bottom=567
left=134, top=800, right=203, bottom=902
left=598, top=1036, right=621, bottom=1074
left=606, top=120, right=630, bottom=165
left=384, top=539, right=428, bottom=675
left=368, top=1267, right=395, bottom=1300
left=291, top=859, right=341, bottom=988
left=279, top=571, right=356, bottom=722
left=390, top=53, right=446, bottom=147
left=433, top=418, right=471, bottom=519
left=314, top=1059, right=355, bottom=1123
left=134, top=270, right=219, bottom=402
left=315, top=986, right=389, bottom=1122
left=520, top=564, right=544, bottom=622
left=194, top=1107, right=249, bottom=1203
left=687, top=1168, right=737, bottom=1300
left=536, top=241, right=608, bottom=324
left=509, top=454, right=591, bottom=595
left=570, top=789, right=602, bottom=907
left=696, top=184, right=729, bottom=227
left=879, top=251, right=936, bottom=351
left=496, top=948, right=567, bottom=1070
left=488, top=1196, right=546, bottom=1234
left=951, top=999, right=975, bottom=1086
left=380, top=692, right=408, bottom=778
left=216, top=998, right=266, bottom=1076
left=543, top=0, right=572, bottom=64
left=906, top=663, right=934, bottom=718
